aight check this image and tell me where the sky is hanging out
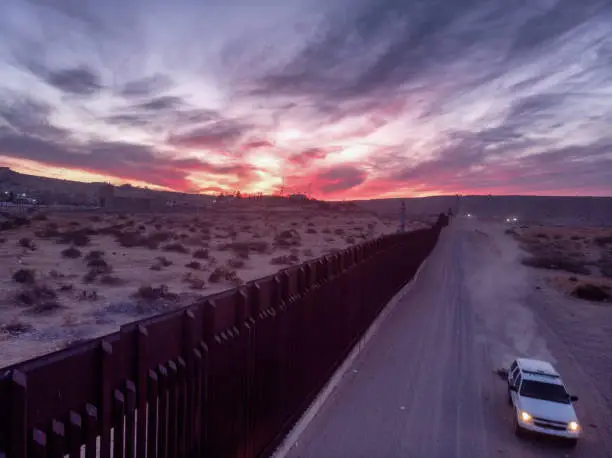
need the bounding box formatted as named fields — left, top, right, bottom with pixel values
left=0, top=0, right=611, bottom=200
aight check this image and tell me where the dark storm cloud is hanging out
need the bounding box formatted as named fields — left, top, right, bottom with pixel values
left=289, top=148, right=329, bottom=167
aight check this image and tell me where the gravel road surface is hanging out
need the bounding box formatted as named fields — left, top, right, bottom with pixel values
left=283, top=221, right=612, bottom=458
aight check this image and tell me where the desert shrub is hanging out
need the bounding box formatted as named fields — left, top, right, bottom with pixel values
left=90, top=215, right=102, bottom=222
left=85, top=250, right=105, bottom=261
left=82, top=269, right=99, bottom=284
left=13, top=269, right=36, bottom=284
left=271, top=254, right=299, bottom=265
left=18, top=237, right=36, bottom=250
left=32, top=213, right=47, bottom=221
left=571, top=284, right=610, bottom=302
left=594, top=235, right=612, bottom=246
left=322, top=228, right=331, bottom=234
left=274, top=229, right=301, bottom=247
left=58, top=230, right=91, bottom=246
left=231, top=243, right=250, bottom=259
left=62, top=246, right=82, bottom=259
left=59, top=284, right=74, bottom=292
left=150, top=264, right=162, bottom=271
left=521, top=256, right=589, bottom=275
left=1, top=321, right=33, bottom=336
left=149, top=231, right=173, bottom=244
left=324, top=237, right=335, bottom=242
left=116, top=231, right=147, bottom=248
left=228, top=258, right=245, bottom=269
left=135, top=284, right=172, bottom=301
left=345, top=236, right=356, bottom=244
left=154, top=224, right=163, bottom=231
left=12, top=216, right=31, bottom=227
left=208, top=267, right=243, bottom=285
left=138, top=225, right=146, bottom=231
left=536, top=233, right=549, bottom=239
left=0, top=237, right=5, bottom=243
left=193, top=249, right=209, bottom=259
left=16, top=284, right=57, bottom=306
left=155, top=256, right=173, bottom=267
left=303, top=248, right=314, bottom=256
left=29, top=301, right=63, bottom=315
left=186, top=261, right=202, bottom=270
left=100, top=275, right=125, bottom=286
left=306, top=228, right=317, bottom=234
left=87, top=258, right=112, bottom=274
left=307, top=222, right=315, bottom=227
left=163, top=243, right=189, bottom=254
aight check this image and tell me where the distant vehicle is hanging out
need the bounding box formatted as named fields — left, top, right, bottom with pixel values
left=501, top=358, right=581, bottom=447
left=505, top=216, right=518, bottom=223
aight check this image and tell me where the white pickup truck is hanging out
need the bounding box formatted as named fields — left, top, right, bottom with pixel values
left=501, top=358, right=581, bottom=447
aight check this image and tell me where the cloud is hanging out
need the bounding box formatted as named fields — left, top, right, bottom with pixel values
left=119, top=74, right=174, bottom=98
left=167, top=119, right=251, bottom=150
left=315, top=165, right=368, bottom=194
left=288, top=148, right=329, bottom=167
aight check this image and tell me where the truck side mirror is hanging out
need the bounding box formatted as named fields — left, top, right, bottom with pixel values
left=570, top=395, right=579, bottom=402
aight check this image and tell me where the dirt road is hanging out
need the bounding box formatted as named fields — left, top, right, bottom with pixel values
left=282, top=221, right=612, bottom=458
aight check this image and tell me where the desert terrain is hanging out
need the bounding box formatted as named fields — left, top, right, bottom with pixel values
left=509, top=224, right=612, bottom=303
left=0, top=199, right=434, bottom=368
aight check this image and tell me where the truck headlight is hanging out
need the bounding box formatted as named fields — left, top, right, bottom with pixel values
left=568, top=421, right=580, bottom=432
left=520, top=411, right=532, bottom=423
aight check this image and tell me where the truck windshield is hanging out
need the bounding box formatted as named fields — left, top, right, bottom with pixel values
left=520, top=380, right=570, bottom=404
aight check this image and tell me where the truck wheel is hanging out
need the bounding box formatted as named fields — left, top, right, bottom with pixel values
left=514, top=416, right=524, bottom=438
left=565, top=438, right=578, bottom=448
left=507, top=389, right=512, bottom=405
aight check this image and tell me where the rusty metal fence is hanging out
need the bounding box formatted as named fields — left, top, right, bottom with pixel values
left=0, top=214, right=448, bottom=458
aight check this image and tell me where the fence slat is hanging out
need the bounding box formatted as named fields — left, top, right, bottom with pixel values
left=84, top=404, right=98, bottom=458
left=157, top=366, right=168, bottom=458
left=30, top=429, right=47, bottom=458
left=146, top=371, right=159, bottom=458
left=68, top=411, right=82, bottom=458
left=113, top=390, right=126, bottom=458
left=125, top=381, right=137, bottom=458
left=49, top=420, right=65, bottom=458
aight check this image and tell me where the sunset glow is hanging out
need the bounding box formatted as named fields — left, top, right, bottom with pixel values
left=0, top=0, right=610, bottom=199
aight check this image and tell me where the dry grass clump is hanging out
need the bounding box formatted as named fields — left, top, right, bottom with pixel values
left=185, top=261, right=202, bottom=270
left=61, top=246, right=82, bottom=259
left=27, top=301, right=64, bottom=315
left=1, top=321, right=33, bottom=336
left=16, top=284, right=57, bottom=306
left=594, top=235, right=612, bottom=247
left=85, top=250, right=105, bottom=261
left=134, top=284, right=176, bottom=301
left=227, top=258, right=245, bottom=269
left=58, top=229, right=92, bottom=246
left=208, top=266, right=243, bottom=285
left=12, top=268, right=35, bottom=284
left=571, top=284, right=610, bottom=302
left=163, top=242, right=189, bottom=254
left=274, top=230, right=301, bottom=247
left=182, top=273, right=206, bottom=290
left=193, top=249, right=209, bottom=259
left=18, top=237, right=36, bottom=250
left=271, top=254, right=300, bottom=265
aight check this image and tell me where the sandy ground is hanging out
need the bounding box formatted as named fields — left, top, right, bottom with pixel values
left=509, top=224, right=612, bottom=299
left=0, top=201, right=435, bottom=368
left=283, top=219, right=612, bottom=458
